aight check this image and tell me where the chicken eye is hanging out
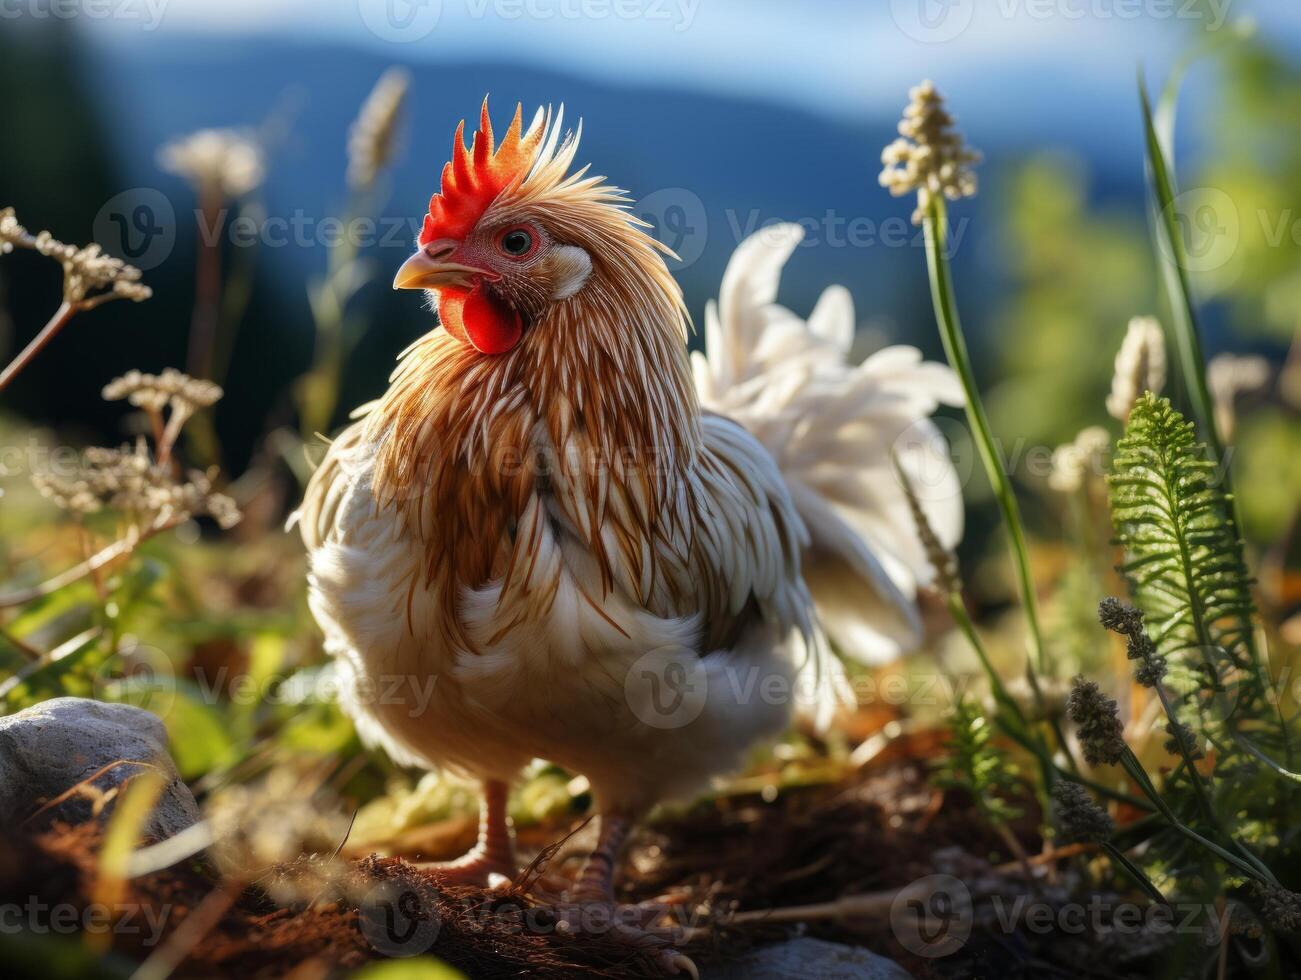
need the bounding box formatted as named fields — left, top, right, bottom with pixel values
left=499, top=228, right=535, bottom=258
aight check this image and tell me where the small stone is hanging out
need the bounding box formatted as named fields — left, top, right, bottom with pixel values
left=708, top=937, right=913, bottom=980
left=0, top=697, right=198, bottom=841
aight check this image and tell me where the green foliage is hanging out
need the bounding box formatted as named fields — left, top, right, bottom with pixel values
left=1109, top=393, right=1256, bottom=684
left=989, top=155, right=1153, bottom=450
left=938, top=694, right=1023, bottom=824
left=1108, top=393, right=1294, bottom=864
left=349, top=959, right=467, bottom=980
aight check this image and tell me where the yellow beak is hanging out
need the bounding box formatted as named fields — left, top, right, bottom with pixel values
left=392, top=241, right=485, bottom=291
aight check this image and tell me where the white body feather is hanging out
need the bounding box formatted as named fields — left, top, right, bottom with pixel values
left=295, top=224, right=962, bottom=812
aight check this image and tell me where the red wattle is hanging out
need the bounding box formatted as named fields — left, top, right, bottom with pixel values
left=438, top=284, right=522, bottom=355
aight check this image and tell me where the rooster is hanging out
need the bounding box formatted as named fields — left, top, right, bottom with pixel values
left=295, top=100, right=961, bottom=967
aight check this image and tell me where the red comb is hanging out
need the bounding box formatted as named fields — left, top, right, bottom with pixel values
left=419, top=99, right=541, bottom=245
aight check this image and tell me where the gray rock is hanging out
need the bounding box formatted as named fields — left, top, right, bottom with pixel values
left=709, top=938, right=913, bottom=980
left=0, top=697, right=199, bottom=840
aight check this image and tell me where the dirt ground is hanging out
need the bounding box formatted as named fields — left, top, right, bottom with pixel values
left=0, top=748, right=1184, bottom=980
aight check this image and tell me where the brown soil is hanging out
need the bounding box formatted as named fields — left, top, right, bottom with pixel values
left=0, top=757, right=1170, bottom=980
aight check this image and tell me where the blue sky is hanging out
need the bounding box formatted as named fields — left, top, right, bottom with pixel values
left=86, top=0, right=1301, bottom=123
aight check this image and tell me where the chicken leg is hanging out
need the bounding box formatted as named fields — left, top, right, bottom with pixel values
left=557, top=812, right=699, bottom=979
left=416, top=779, right=516, bottom=886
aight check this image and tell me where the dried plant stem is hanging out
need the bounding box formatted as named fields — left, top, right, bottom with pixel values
left=186, top=192, right=224, bottom=382
left=0, top=300, right=74, bottom=393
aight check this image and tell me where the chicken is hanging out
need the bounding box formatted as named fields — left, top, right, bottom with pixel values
left=294, top=99, right=961, bottom=950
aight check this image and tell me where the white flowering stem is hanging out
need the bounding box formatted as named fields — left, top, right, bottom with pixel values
left=922, top=197, right=1050, bottom=674
left=186, top=190, right=224, bottom=383
left=0, top=300, right=74, bottom=394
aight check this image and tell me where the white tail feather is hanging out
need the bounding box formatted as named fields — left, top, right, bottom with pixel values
left=693, top=223, right=964, bottom=665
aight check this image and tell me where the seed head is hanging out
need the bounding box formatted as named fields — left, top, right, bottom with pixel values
left=1098, top=597, right=1168, bottom=689
left=103, top=368, right=222, bottom=414
left=1208, top=353, right=1270, bottom=442
left=895, top=455, right=961, bottom=594
left=1164, top=720, right=1204, bottom=762
left=879, top=81, right=981, bottom=225
left=1107, top=316, right=1166, bottom=421
left=33, top=440, right=240, bottom=530
left=1067, top=676, right=1126, bottom=767
left=0, top=207, right=150, bottom=307
left=1098, top=596, right=1142, bottom=634
left=1051, top=780, right=1114, bottom=843
left=159, top=128, right=264, bottom=199
left=1250, top=882, right=1301, bottom=934
left=1049, top=426, right=1109, bottom=493
left=348, top=68, right=410, bottom=191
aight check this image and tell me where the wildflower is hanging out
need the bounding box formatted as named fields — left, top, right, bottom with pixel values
left=1049, top=426, right=1109, bottom=493
left=158, top=128, right=264, bottom=199
left=895, top=456, right=961, bottom=594
left=1208, top=353, right=1270, bottom=442
left=0, top=207, right=26, bottom=254
left=32, top=440, right=240, bottom=530
left=0, top=207, right=150, bottom=308
left=1067, top=676, right=1126, bottom=767
left=1106, top=316, right=1166, bottom=421
left=347, top=68, right=410, bottom=191
left=879, top=80, right=981, bottom=225
left=1051, top=780, right=1114, bottom=843
left=103, top=368, right=222, bottom=413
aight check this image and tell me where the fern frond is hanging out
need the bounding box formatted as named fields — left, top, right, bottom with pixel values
left=1108, top=393, right=1262, bottom=717
left=939, top=694, right=1023, bottom=824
